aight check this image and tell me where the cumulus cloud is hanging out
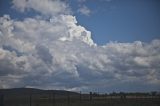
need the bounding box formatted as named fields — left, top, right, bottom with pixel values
left=78, top=5, right=91, bottom=16
left=0, top=0, right=160, bottom=92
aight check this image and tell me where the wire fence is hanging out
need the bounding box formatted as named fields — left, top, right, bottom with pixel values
left=0, top=92, right=160, bottom=106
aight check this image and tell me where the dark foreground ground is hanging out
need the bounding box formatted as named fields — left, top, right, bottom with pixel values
left=0, top=88, right=160, bottom=106
left=1, top=97, right=160, bottom=106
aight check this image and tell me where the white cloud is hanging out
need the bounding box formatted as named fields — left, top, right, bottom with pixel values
left=0, top=0, right=160, bottom=92
left=12, top=0, right=71, bottom=16
left=78, top=5, right=91, bottom=16
left=12, top=0, right=27, bottom=12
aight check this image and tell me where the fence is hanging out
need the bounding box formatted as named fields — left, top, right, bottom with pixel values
left=0, top=92, right=160, bottom=106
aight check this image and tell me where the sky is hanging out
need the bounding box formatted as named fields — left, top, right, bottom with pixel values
left=0, top=0, right=160, bottom=93
left=73, top=0, right=160, bottom=44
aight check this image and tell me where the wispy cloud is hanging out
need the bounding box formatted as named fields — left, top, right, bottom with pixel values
left=78, top=0, right=86, bottom=3
left=78, top=5, right=91, bottom=16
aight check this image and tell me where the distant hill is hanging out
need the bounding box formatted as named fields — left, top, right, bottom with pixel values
left=0, top=88, right=79, bottom=96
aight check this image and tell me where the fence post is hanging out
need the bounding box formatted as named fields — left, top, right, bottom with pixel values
left=89, top=92, right=92, bottom=101
left=80, top=91, right=82, bottom=103
left=29, top=94, right=32, bottom=106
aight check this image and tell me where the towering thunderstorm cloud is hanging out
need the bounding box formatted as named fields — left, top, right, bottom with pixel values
left=0, top=0, right=160, bottom=92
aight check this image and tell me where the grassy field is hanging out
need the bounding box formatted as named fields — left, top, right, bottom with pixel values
left=0, top=88, right=160, bottom=106
left=1, top=95, right=160, bottom=106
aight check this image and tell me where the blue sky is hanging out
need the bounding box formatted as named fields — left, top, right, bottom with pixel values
left=1, top=0, right=160, bottom=45
left=72, top=0, right=160, bottom=44
left=0, top=0, right=160, bottom=92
